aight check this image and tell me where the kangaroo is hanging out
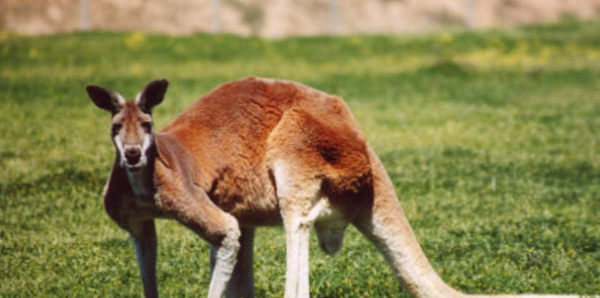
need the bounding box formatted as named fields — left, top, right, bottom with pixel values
left=87, top=77, right=593, bottom=298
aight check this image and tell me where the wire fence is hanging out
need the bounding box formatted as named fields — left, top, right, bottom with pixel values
left=76, top=0, right=479, bottom=35
left=7, top=0, right=595, bottom=37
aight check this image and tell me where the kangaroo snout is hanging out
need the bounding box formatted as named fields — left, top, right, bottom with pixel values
left=124, top=146, right=142, bottom=165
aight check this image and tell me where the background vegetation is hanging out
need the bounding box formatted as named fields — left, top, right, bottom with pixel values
left=1, top=19, right=599, bottom=297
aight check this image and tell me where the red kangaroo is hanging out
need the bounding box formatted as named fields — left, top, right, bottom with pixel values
left=86, top=77, right=594, bottom=298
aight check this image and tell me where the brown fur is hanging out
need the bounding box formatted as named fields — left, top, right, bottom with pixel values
left=114, top=101, right=152, bottom=143
left=159, top=77, right=373, bottom=227
left=101, top=76, right=373, bottom=249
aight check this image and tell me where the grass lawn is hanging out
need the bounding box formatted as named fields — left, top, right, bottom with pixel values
left=1, top=19, right=600, bottom=297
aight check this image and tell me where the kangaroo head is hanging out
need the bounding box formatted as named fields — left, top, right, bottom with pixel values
left=86, top=79, right=168, bottom=171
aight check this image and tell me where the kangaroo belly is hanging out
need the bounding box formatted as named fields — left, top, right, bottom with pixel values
left=207, top=170, right=282, bottom=227
left=213, top=195, right=282, bottom=227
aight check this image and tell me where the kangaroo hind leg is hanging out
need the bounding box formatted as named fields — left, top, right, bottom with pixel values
left=272, top=160, right=324, bottom=298
left=267, top=107, right=364, bottom=298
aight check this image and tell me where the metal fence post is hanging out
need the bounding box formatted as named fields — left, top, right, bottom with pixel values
left=212, top=0, right=221, bottom=33
left=80, top=0, right=90, bottom=30
left=329, top=0, right=339, bottom=34
left=465, top=0, right=476, bottom=29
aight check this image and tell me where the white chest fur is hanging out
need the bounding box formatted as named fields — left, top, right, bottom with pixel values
left=126, top=169, right=152, bottom=198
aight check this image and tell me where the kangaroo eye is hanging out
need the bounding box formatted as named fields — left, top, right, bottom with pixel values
left=111, top=123, right=122, bottom=135
left=141, top=122, right=152, bottom=133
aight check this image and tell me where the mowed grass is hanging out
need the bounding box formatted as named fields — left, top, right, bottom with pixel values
left=1, top=19, right=600, bottom=297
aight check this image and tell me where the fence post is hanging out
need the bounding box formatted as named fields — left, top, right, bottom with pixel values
left=465, top=0, right=476, bottom=29
left=329, top=0, right=339, bottom=34
left=212, top=0, right=221, bottom=33
left=80, top=0, right=90, bottom=30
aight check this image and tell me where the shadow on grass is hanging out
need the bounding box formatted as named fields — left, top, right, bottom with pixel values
left=0, top=164, right=107, bottom=198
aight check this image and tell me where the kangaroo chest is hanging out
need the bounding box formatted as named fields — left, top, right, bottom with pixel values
left=122, top=169, right=165, bottom=219
left=127, top=169, right=152, bottom=198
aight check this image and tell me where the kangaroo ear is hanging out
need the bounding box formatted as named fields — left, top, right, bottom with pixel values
left=137, top=79, right=168, bottom=113
left=86, top=85, right=124, bottom=114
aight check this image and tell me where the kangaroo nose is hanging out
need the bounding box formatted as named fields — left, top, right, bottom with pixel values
left=125, top=147, right=141, bottom=164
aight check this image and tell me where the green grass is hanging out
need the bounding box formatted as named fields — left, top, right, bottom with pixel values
left=1, top=19, right=600, bottom=297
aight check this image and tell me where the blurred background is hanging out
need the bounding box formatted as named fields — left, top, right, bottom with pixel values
left=3, top=0, right=600, bottom=37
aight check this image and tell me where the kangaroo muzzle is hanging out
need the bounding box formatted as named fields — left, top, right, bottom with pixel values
left=124, top=145, right=142, bottom=165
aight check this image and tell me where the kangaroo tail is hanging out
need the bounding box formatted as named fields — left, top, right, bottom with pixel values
left=352, top=147, right=589, bottom=298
